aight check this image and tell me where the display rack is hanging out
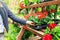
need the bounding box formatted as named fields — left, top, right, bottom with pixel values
left=16, top=0, right=60, bottom=40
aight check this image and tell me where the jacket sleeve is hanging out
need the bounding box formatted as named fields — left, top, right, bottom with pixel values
left=1, top=2, right=27, bottom=25
left=8, top=11, right=27, bottom=25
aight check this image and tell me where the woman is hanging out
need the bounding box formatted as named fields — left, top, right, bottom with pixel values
left=0, top=1, right=34, bottom=40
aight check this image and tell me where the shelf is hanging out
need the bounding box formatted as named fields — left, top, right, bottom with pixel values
left=21, top=0, right=60, bottom=9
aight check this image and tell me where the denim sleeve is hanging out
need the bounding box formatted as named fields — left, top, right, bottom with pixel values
left=1, top=1, right=27, bottom=25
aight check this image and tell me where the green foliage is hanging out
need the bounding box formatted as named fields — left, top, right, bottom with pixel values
left=37, top=8, right=42, bottom=12
left=29, top=0, right=37, bottom=2
left=44, top=27, right=50, bottom=34
left=47, top=5, right=56, bottom=10
left=5, top=24, right=20, bottom=40
left=57, top=6, right=60, bottom=12
left=51, top=26, right=60, bottom=37
left=44, top=26, right=60, bottom=40
left=28, top=16, right=52, bottom=25
left=22, top=30, right=34, bottom=40
left=5, top=23, right=34, bottom=40
left=24, top=0, right=29, bottom=6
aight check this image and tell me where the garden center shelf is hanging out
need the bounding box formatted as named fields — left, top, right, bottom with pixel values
left=21, top=0, right=60, bottom=9
left=16, top=0, right=60, bottom=40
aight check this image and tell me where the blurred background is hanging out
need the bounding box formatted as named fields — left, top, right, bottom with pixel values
left=2, top=0, right=60, bottom=40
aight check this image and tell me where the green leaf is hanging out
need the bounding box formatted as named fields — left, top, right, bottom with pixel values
left=49, top=5, right=56, bottom=9
left=34, top=16, right=39, bottom=23
left=44, top=27, right=50, bottom=34
left=57, top=12, right=60, bottom=15
left=51, top=26, right=60, bottom=39
left=47, top=5, right=56, bottom=10
left=53, top=33, right=60, bottom=40
left=51, top=26, right=60, bottom=33
left=22, top=30, right=33, bottom=40
left=37, top=8, right=42, bottom=12
left=57, top=6, right=60, bottom=12
left=24, top=0, right=29, bottom=6
left=29, top=0, right=38, bottom=3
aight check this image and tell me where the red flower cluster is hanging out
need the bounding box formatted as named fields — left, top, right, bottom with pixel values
left=20, top=4, right=26, bottom=8
left=49, top=9, right=55, bottom=13
left=24, top=14, right=32, bottom=19
left=37, top=11, right=48, bottom=19
left=48, top=23, right=57, bottom=30
left=24, top=11, right=48, bottom=20
left=38, top=14, right=45, bottom=19
left=42, top=34, right=52, bottom=40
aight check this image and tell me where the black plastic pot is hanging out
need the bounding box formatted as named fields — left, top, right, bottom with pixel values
left=33, top=19, right=60, bottom=31
left=33, top=24, right=48, bottom=31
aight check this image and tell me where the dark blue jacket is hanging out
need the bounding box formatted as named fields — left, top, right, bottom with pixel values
left=0, top=1, right=27, bottom=32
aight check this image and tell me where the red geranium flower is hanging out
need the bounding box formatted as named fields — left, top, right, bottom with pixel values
left=20, top=4, right=26, bottom=8
left=42, top=34, right=52, bottom=40
left=32, top=14, right=37, bottom=17
left=43, top=11, right=48, bottom=16
left=48, top=23, right=57, bottom=30
left=49, top=9, right=55, bottom=13
left=24, top=14, right=32, bottom=19
left=38, top=14, right=44, bottom=19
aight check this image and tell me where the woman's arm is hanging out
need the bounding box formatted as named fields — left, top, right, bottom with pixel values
left=1, top=1, right=27, bottom=25
left=1, top=1, right=34, bottom=25
left=8, top=10, right=27, bottom=25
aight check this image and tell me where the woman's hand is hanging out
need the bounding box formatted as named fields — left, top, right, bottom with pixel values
left=26, top=21, right=35, bottom=26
